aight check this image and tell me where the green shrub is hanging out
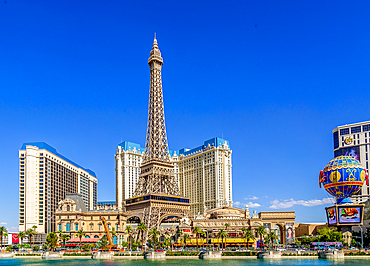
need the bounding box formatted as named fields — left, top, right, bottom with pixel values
left=6, top=245, right=13, bottom=252
left=358, top=252, right=366, bottom=256
left=63, top=252, right=92, bottom=256
left=33, top=245, right=40, bottom=251
left=15, top=253, right=40, bottom=256
left=221, top=251, right=256, bottom=256
left=166, top=251, right=198, bottom=256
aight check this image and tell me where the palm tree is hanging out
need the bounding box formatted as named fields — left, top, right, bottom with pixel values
left=224, top=223, right=230, bottom=249
left=182, top=233, right=189, bottom=250
left=75, top=229, right=85, bottom=251
left=61, top=234, right=70, bottom=248
left=111, top=228, right=116, bottom=246
left=137, top=222, right=148, bottom=251
left=46, top=232, right=58, bottom=251
left=57, top=230, right=63, bottom=245
left=242, top=230, right=253, bottom=250
left=0, top=226, right=7, bottom=252
left=148, top=228, right=160, bottom=250
left=240, top=227, right=247, bottom=249
left=164, top=237, right=171, bottom=250
left=32, top=225, right=37, bottom=248
left=3, top=233, right=8, bottom=251
left=25, top=229, right=34, bottom=249
left=256, top=226, right=267, bottom=249
left=217, top=229, right=228, bottom=250
left=176, top=231, right=183, bottom=249
left=170, top=238, right=175, bottom=251
left=125, top=225, right=133, bottom=250
left=192, top=227, right=203, bottom=250
left=267, top=232, right=278, bottom=249
left=200, top=231, right=206, bottom=249
left=17, top=231, right=26, bottom=250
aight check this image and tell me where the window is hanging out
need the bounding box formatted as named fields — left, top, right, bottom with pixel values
left=67, top=205, right=70, bottom=211
left=66, top=223, right=71, bottom=232
left=340, top=128, right=349, bottom=135
left=75, top=224, right=78, bottom=231
left=59, top=224, right=61, bottom=231
left=351, top=126, right=361, bottom=134
left=363, top=124, right=370, bottom=132
left=333, top=131, right=339, bottom=149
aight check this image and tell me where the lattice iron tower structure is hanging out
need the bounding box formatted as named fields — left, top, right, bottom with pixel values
left=124, top=37, right=190, bottom=243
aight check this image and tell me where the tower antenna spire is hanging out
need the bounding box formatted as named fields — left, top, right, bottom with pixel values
left=154, top=32, right=156, bottom=40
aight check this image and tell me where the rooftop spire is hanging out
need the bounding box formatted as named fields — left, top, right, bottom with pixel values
left=149, top=34, right=163, bottom=65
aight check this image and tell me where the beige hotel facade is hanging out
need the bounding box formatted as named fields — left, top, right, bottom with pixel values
left=19, top=142, right=97, bottom=235
left=115, top=137, right=232, bottom=215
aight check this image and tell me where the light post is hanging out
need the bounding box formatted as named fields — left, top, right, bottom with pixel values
left=358, top=225, right=364, bottom=250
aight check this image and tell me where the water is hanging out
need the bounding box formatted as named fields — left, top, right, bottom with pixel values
left=0, top=259, right=369, bottom=266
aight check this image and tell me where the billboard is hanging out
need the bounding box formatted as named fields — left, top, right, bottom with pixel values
left=326, top=204, right=364, bottom=226
left=338, top=207, right=362, bottom=224
left=335, top=146, right=361, bottom=162
left=12, top=234, right=19, bottom=244
left=326, top=207, right=337, bottom=225
left=286, top=223, right=294, bottom=244
left=263, top=223, right=271, bottom=234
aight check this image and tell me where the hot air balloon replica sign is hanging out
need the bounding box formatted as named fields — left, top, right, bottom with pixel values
left=319, top=156, right=368, bottom=227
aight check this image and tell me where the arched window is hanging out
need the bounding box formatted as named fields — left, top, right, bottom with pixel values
left=94, top=235, right=99, bottom=239
left=67, top=205, right=70, bottom=211
left=66, top=223, right=71, bottom=232
left=85, top=235, right=90, bottom=238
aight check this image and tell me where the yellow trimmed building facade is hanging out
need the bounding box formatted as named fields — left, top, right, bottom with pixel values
left=55, top=194, right=296, bottom=248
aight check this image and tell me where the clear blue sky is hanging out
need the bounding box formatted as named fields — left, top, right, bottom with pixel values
left=1, top=0, right=370, bottom=231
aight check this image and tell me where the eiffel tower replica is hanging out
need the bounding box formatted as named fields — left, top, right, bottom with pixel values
left=124, top=36, right=190, bottom=242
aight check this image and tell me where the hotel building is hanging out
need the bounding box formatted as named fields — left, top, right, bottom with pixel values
left=19, top=142, right=97, bottom=234
left=115, top=137, right=232, bottom=215
left=333, top=121, right=370, bottom=203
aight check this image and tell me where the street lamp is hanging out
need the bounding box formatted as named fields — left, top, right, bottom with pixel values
left=358, top=225, right=364, bottom=250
